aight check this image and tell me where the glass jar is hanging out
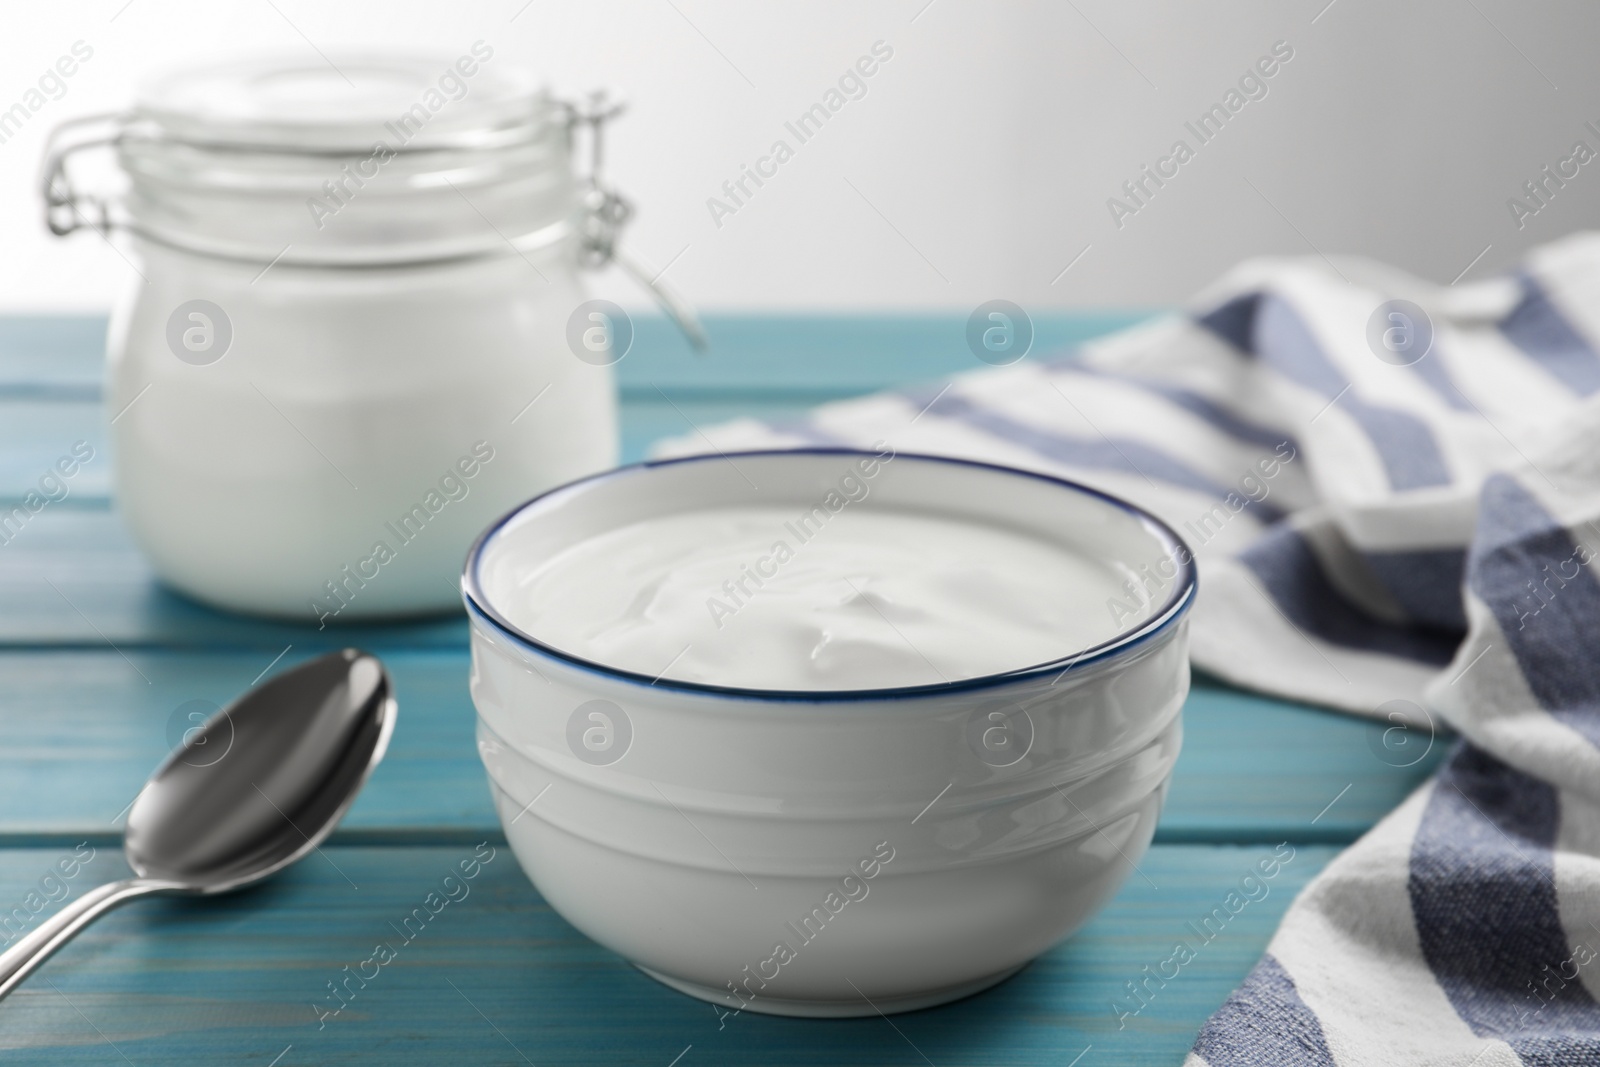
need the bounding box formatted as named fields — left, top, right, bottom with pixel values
left=42, top=51, right=696, bottom=623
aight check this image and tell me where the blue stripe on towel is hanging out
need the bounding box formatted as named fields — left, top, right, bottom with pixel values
left=904, top=386, right=1289, bottom=525
left=1411, top=745, right=1600, bottom=1063
left=1198, top=294, right=1453, bottom=491
left=1188, top=954, right=1337, bottom=1067
left=1468, top=475, right=1600, bottom=750
left=1054, top=362, right=1301, bottom=453
left=1254, top=297, right=1453, bottom=490
left=1239, top=526, right=1460, bottom=666
left=1500, top=274, right=1600, bottom=396
left=1198, top=293, right=1262, bottom=354
left=1363, top=547, right=1469, bottom=632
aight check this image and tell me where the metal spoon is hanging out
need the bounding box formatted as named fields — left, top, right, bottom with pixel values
left=0, top=647, right=395, bottom=1000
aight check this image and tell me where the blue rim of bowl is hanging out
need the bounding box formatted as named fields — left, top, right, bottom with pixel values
left=461, top=449, right=1197, bottom=703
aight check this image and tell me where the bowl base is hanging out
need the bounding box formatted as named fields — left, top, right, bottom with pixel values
left=634, top=962, right=1027, bottom=1018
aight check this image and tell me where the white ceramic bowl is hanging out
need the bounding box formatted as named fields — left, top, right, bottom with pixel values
left=463, top=450, right=1194, bottom=1017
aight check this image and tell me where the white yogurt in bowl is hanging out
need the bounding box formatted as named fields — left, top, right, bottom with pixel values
left=489, top=504, right=1130, bottom=691
left=464, top=448, right=1194, bottom=1017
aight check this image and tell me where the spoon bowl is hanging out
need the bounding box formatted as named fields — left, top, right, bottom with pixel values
left=0, top=648, right=394, bottom=999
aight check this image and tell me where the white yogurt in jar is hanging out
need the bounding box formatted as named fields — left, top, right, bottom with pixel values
left=489, top=504, right=1131, bottom=690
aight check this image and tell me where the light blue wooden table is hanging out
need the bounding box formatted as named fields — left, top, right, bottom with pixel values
left=0, top=314, right=1443, bottom=1065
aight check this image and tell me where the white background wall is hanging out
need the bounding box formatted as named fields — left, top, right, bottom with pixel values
left=4, top=0, right=1599, bottom=312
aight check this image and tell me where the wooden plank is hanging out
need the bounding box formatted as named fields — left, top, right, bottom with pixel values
left=1162, top=676, right=1445, bottom=843
left=0, top=650, right=483, bottom=841
left=0, top=396, right=794, bottom=500
left=0, top=397, right=808, bottom=506
left=617, top=311, right=1156, bottom=394
left=0, top=401, right=110, bottom=503
left=0, top=316, right=103, bottom=395
left=0, top=511, right=465, bottom=650
left=0, top=843, right=1333, bottom=1065
left=0, top=648, right=1440, bottom=845
left=0, top=312, right=1156, bottom=497
left=0, top=313, right=1154, bottom=396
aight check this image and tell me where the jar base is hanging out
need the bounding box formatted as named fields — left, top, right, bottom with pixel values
left=634, top=962, right=1028, bottom=1018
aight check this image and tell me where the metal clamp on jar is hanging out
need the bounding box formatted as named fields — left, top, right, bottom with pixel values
left=40, top=50, right=703, bottom=622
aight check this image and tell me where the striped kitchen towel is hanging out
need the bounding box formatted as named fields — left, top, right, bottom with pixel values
left=654, top=230, right=1600, bottom=1064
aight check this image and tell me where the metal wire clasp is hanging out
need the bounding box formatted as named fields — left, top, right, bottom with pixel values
left=566, top=92, right=707, bottom=351
left=39, top=111, right=128, bottom=237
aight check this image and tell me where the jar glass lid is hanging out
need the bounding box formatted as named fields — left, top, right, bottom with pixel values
left=134, top=51, right=556, bottom=151
left=42, top=51, right=707, bottom=344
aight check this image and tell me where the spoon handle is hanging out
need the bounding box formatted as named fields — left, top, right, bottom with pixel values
left=0, top=878, right=173, bottom=1000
